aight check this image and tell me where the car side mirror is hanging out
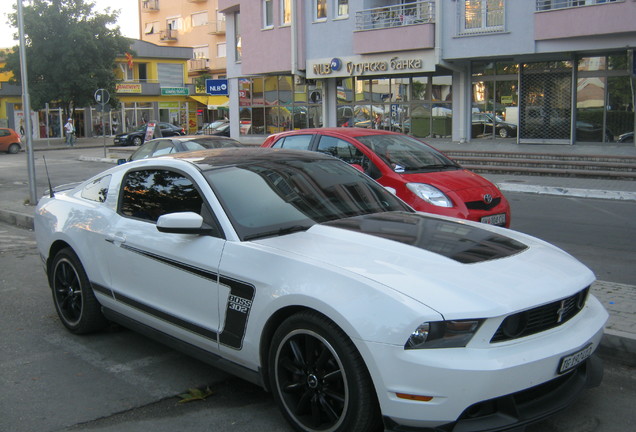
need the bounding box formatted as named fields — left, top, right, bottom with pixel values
left=350, top=163, right=364, bottom=172
left=156, top=212, right=214, bottom=235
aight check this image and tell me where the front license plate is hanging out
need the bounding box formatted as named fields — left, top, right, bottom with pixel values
left=558, top=344, right=593, bottom=374
left=481, top=213, right=506, bottom=226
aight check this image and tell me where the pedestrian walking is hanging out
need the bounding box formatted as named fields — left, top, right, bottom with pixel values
left=64, top=118, right=75, bottom=146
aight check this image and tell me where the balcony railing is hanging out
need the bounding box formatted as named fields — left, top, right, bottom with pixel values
left=188, top=58, right=209, bottom=72
left=356, top=1, right=434, bottom=31
left=159, top=29, right=178, bottom=41
left=536, top=0, right=621, bottom=11
left=208, top=20, right=226, bottom=34
left=142, top=0, right=159, bottom=12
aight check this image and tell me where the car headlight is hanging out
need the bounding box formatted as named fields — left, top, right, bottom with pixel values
left=405, top=319, right=483, bottom=349
left=406, top=183, right=453, bottom=207
left=119, top=134, right=128, bottom=139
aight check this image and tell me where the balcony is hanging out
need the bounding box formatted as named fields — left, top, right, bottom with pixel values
left=142, top=0, right=159, bottom=12
left=353, top=1, right=435, bottom=55
left=188, top=58, right=210, bottom=73
left=355, top=1, right=434, bottom=31
left=208, top=20, right=226, bottom=34
left=159, top=29, right=178, bottom=42
left=535, top=0, right=632, bottom=40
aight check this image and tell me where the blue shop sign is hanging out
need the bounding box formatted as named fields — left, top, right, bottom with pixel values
left=206, top=79, right=229, bottom=95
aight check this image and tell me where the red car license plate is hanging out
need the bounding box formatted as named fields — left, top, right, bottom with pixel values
left=481, top=213, right=506, bottom=226
left=558, top=344, right=593, bottom=374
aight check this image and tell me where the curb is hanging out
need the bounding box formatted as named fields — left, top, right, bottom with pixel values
left=0, top=208, right=34, bottom=230
left=497, top=183, right=636, bottom=202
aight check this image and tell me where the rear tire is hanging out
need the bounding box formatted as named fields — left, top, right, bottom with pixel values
left=268, top=311, right=382, bottom=432
left=132, top=136, right=143, bottom=146
left=8, top=143, right=20, bottom=154
left=49, top=248, right=108, bottom=334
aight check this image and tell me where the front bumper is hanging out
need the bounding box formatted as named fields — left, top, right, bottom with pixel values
left=383, top=354, right=602, bottom=431
left=363, top=295, right=608, bottom=431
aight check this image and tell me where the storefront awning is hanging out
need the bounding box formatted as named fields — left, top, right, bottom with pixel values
left=189, top=95, right=229, bottom=108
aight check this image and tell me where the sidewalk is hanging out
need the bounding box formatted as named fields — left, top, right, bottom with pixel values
left=2, top=135, right=636, bottom=366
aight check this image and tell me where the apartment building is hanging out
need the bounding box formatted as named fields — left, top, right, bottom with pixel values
left=139, top=0, right=229, bottom=125
left=217, top=0, right=635, bottom=145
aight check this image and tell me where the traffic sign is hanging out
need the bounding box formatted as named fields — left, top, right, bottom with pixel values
left=94, top=88, right=110, bottom=105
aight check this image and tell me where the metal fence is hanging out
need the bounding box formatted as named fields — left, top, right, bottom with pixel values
left=536, top=0, right=621, bottom=12
left=355, top=1, right=435, bottom=31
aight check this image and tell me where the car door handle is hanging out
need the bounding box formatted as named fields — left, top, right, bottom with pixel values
left=106, top=233, right=126, bottom=244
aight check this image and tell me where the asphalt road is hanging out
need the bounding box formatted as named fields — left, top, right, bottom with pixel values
left=506, top=192, right=636, bottom=285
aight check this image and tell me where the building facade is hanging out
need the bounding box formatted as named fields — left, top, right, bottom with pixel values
left=139, top=0, right=229, bottom=126
left=0, top=40, right=194, bottom=139
left=218, top=0, right=636, bottom=145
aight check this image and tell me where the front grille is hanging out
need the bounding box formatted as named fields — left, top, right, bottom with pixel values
left=491, top=287, right=589, bottom=343
left=466, top=197, right=501, bottom=211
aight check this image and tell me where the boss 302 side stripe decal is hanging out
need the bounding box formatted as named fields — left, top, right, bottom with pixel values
left=95, top=244, right=255, bottom=350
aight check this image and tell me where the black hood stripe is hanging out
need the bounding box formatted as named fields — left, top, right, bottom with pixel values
left=324, top=212, right=527, bottom=264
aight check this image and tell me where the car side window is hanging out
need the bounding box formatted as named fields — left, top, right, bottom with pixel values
left=152, top=141, right=176, bottom=157
left=119, top=169, right=205, bottom=223
left=316, top=136, right=364, bottom=164
left=272, top=134, right=313, bottom=150
left=81, top=175, right=111, bottom=203
left=316, top=136, right=382, bottom=179
left=0, top=130, right=9, bottom=138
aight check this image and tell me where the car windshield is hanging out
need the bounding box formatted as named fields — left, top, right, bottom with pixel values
left=355, top=134, right=459, bottom=173
left=203, top=158, right=411, bottom=240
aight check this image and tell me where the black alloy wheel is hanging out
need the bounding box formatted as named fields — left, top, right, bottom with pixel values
left=498, top=127, right=509, bottom=138
left=50, top=248, right=107, bottom=334
left=269, top=311, right=381, bottom=432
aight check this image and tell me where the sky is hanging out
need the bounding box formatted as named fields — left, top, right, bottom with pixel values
left=0, top=0, right=140, bottom=48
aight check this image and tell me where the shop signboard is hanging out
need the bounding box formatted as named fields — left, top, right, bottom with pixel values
left=206, top=79, right=229, bottom=95
left=161, top=87, right=189, bottom=96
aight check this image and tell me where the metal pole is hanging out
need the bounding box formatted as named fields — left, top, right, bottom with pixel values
left=17, top=0, right=37, bottom=205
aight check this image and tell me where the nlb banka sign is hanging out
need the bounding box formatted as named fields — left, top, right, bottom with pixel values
left=309, top=55, right=427, bottom=78
left=206, top=79, right=229, bottom=95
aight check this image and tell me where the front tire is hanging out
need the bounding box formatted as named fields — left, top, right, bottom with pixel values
left=7, top=143, right=20, bottom=154
left=49, top=248, right=107, bottom=334
left=269, top=311, right=381, bottom=432
left=498, top=127, right=509, bottom=138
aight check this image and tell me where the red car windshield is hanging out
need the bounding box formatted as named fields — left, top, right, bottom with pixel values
left=355, top=134, right=459, bottom=173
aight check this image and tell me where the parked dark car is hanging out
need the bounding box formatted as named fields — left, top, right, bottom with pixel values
left=575, top=121, right=614, bottom=142
left=617, top=131, right=633, bottom=143
left=113, top=122, right=185, bottom=146
left=203, top=122, right=230, bottom=137
left=128, top=135, right=244, bottom=161
left=196, top=120, right=229, bottom=135
left=472, top=113, right=517, bottom=138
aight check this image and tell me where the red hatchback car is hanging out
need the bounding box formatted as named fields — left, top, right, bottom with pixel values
left=0, top=128, right=22, bottom=154
left=262, top=128, right=510, bottom=227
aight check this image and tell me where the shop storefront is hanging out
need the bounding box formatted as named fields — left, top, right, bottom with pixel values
left=471, top=51, right=635, bottom=144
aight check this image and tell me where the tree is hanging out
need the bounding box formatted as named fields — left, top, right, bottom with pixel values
left=2, top=0, right=131, bottom=118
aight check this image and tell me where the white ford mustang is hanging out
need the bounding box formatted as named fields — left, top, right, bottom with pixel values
left=35, top=148, right=608, bottom=432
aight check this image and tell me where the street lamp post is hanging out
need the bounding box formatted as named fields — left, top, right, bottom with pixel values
left=17, top=0, right=38, bottom=205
